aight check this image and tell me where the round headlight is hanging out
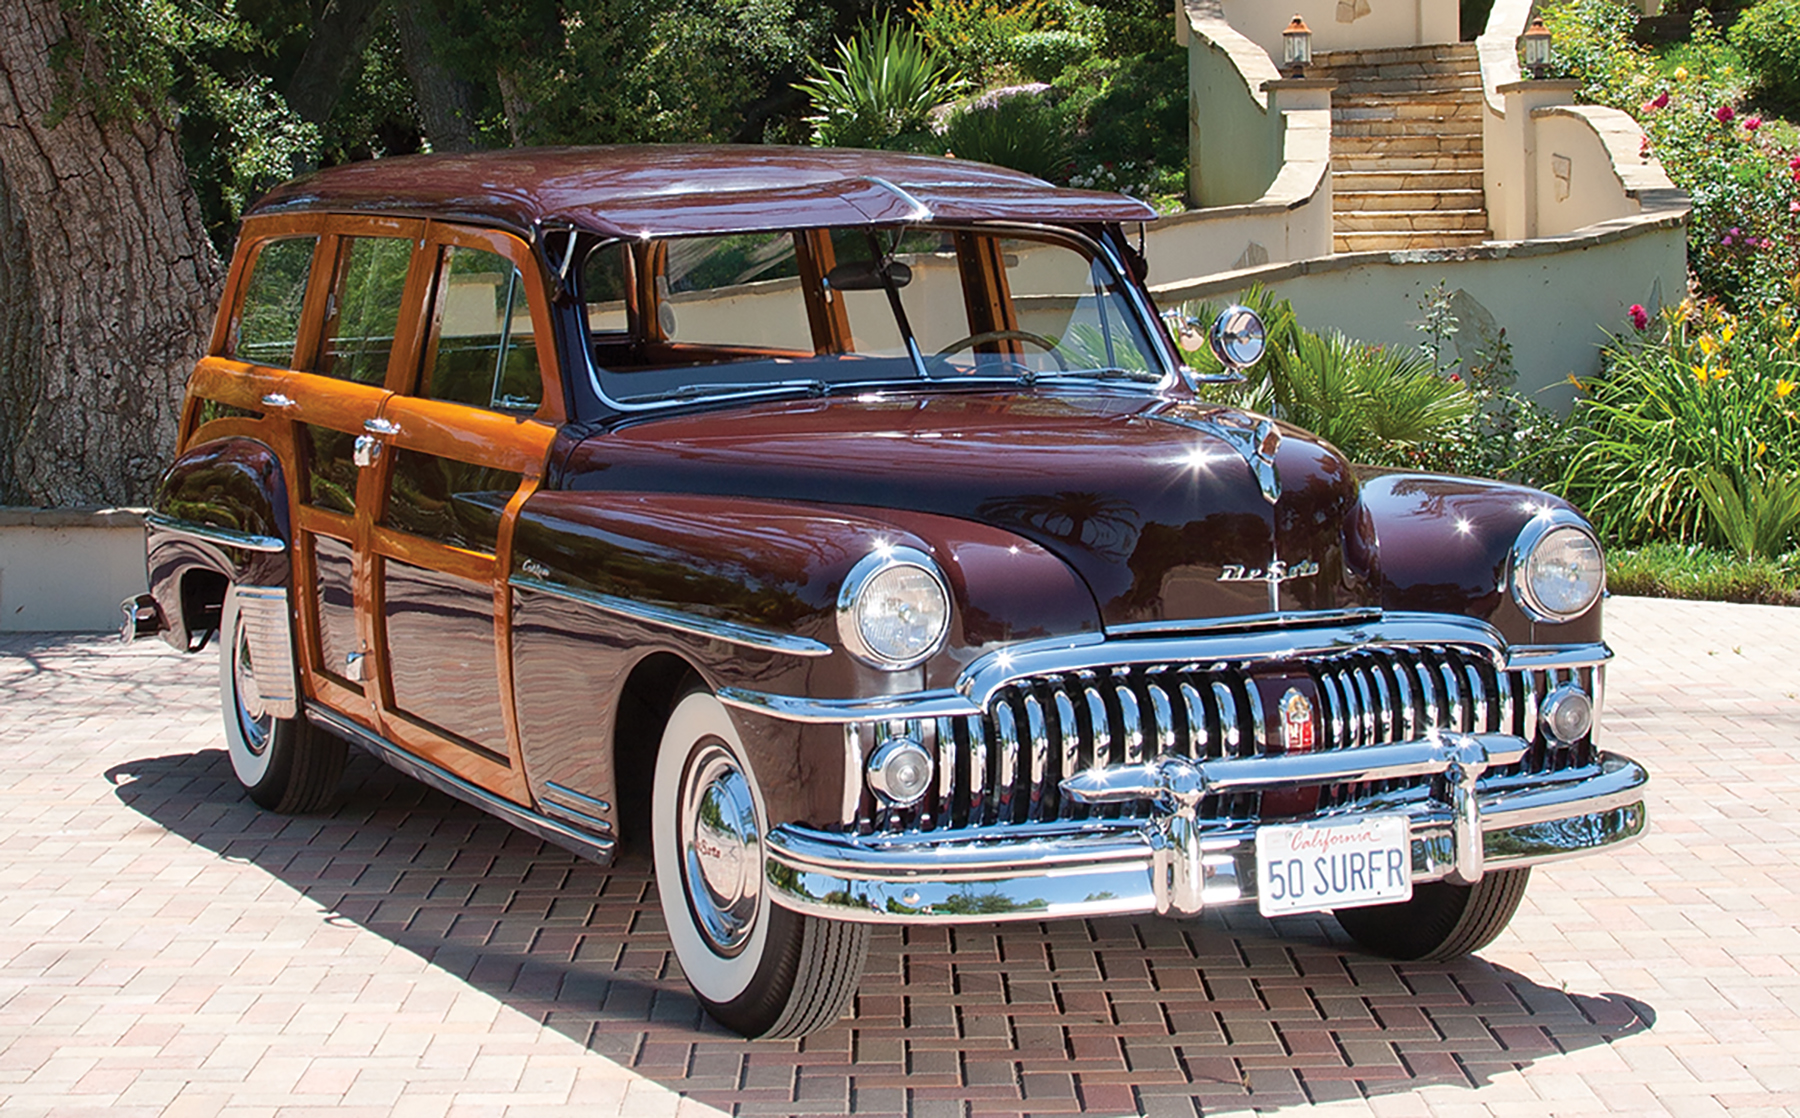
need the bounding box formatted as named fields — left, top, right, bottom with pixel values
left=837, top=546, right=951, bottom=670
left=1514, top=518, right=1604, bottom=621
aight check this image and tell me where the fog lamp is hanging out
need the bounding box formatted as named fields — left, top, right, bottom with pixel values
left=868, top=736, right=934, bottom=806
left=1540, top=684, right=1594, bottom=745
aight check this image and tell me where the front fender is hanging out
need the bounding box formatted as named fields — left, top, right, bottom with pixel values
left=1356, top=470, right=1602, bottom=646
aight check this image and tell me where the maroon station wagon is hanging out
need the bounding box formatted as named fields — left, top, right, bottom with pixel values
left=128, top=146, right=1647, bottom=1039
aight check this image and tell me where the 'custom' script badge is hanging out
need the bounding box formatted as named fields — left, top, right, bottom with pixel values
left=1218, top=559, right=1320, bottom=584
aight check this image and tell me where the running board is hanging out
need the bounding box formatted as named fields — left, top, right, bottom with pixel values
left=306, top=706, right=617, bottom=865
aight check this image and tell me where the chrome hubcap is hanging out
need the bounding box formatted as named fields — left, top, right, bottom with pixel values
left=678, top=742, right=761, bottom=955
left=233, top=622, right=272, bottom=756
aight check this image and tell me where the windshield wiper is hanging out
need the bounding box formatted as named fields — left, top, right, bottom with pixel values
left=619, top=379, right=827, bottom=404
left=1044, top=366, right=1163, bottom=384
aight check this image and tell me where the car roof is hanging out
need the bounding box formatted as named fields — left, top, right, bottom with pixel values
left=246, top=145, right=1160, bottom=239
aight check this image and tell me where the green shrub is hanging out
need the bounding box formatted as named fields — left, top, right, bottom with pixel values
left=795, top=17, right=964, bottom=149
left=1729, top=0, right=1800, bottom=114
left=1556, top=298, right=1800, bottom=547
left=911, top=0, right=1060, bottom=81
left=1008, top=29, right=1092, bottom=81
left=939, top=90, right=1073, bottom=181
left=1607, top=540, right=1800, bottom=604
left=1054, top=44, right=1187, bottom=200
left=1695, top=466, right=1800, bottom=559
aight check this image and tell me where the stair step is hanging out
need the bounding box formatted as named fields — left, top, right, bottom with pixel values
left=1334, top=230, right=1490, bottom=252
left=1334, top=151, right=1486, bottom=171
left=1312, top=60, right=1482, bottom=81
left=1334, top=91, right=1485, bottom=114
left=1316, top=43, right=1478, bottom=67
left=1332, top=134, right=1483, bottom=156
left=1324, top=74, right=1483, bottom=95
left=1333, top=117, right=1484, bottom=138
left=1334, top=188, right=1486, bottom=212
left=1333, top=169, right=1484, bottom=191
left=1334, top=208, right=1489, bottom=232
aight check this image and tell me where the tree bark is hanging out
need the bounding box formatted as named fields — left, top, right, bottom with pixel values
left=393, top=0, right=478, bottom=152
left=0, top=0, right=223, bottom=506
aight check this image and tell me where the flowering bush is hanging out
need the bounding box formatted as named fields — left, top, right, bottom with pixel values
left=1556, top=293, right=1800, bottom=550
left=1543, top=0, right=1800, bottom=307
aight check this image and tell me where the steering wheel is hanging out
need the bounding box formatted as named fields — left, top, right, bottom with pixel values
left=932, top=329, right=1068, bottom=373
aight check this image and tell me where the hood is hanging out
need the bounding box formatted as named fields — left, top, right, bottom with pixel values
left=562, top=390, right=1377, bottom=629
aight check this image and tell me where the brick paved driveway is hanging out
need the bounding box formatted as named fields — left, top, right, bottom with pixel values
left=1, top=596, right=1796, bottom=1117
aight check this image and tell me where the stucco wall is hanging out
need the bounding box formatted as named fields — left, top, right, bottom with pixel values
left=1153, top=220, right=1688, bottom=408
left=0, top=509, right=147, bottom=632
left=1217, top=0, right=1459, bottom=59
left=1187, top=18, right=1282, bottom=207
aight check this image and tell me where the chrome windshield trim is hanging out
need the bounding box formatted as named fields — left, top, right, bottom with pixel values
left=510, top=573, right=833, bottom=658
left=145, top=511, right=286, bottom=553
left=860, top=176, right=932, bottom=221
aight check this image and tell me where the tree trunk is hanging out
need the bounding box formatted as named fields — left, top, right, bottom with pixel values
left=0, top=0, right=223, bottom=506
left=393, top=0, right=478, bottom=152
left=285, top=0, right=388, bottom=127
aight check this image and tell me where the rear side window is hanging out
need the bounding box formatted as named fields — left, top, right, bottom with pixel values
left=426, top=245, right=542, bottom=412
left=321, top=236, right=413, bottom=385
left=233, top=237, right=316, bottom=368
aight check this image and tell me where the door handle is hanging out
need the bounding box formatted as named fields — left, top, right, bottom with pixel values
left=363, top=417, right=401, bottom=436
left=352, top=434, right=381, bottom=468
left=260, top=393, right=295, bottom=409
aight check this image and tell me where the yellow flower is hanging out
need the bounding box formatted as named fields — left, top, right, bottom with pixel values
left=1757, top=441, right=1767, bottom=458
left=1674, top=66, right=1688, bottom=79
left=1715, top=366, right=1732, bottom=380
left=1698, top=334, right=1718, bottom=357
left=1778, top=379, right=1797, bottom=397
left=1692, top=363, right=1710, bottom=382
left=1720, top=322, right=1736, bottom=345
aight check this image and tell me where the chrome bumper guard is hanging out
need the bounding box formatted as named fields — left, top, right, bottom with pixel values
left=765, top=735, right=1647, bottom=924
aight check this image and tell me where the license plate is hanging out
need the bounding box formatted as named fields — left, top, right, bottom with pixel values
left=1256, top=815, right=1413, bottom=918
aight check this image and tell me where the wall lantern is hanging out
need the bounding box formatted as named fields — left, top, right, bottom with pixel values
left=1522, top=17, right=1554, bottom=79
left=1282, top=15, right=1313, bottom=78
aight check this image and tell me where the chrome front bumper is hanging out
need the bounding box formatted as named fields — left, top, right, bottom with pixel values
left=764, top=737, right=1647, bottom=924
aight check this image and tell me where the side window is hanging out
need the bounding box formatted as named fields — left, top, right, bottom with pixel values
left=427, top=245, right=542, bottom=412
left=658, top=232, right=813, bottom=351
left=321, top=235, right=413, bottom=385
left=583, top=242, right=634, bottom=335
left=233, top=237, right=316, bottom=367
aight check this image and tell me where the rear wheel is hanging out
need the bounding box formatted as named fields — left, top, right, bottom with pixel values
left=652, top=691, right=868, bottom=1038
left=1333, top=867, right=1531, bottom=962
left=220, top=588, right=345, bottom=813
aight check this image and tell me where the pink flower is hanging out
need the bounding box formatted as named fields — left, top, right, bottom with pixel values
left=1791, top=199, right=1800, bottom=214
left=1716, top=104, right=1736, bottom=123
left=1651, top=92, right=1669, bottom=109
left=1629, top=304, right=1649, bottom=331
left=1745, top=116, right=1762, bottom=131
left=1791, top=156, right=1800, bottom=170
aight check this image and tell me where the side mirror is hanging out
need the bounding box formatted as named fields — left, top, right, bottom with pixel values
left=1209, top=305, right=1266, bottom=371
left=1160, top=310, right=1206, bottom=353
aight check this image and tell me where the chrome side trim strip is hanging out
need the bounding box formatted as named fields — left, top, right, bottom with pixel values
left=309, top=707, right=616, bottom=864
left=510, top=573, right=833, bottom=658
left=1506, top=642, right=1613, bottom=669
left=146, top=511, right=286, bottom=553
left=722, top=686, right=982, bottom=723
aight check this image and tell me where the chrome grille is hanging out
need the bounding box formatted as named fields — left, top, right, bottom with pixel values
left=852, top=645, right=1602, bottom=834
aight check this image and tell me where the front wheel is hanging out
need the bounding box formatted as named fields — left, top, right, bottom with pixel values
left=1333, top=867, right=1531, bottom=962
left=220, top=587, right=345, bottom=813
left=652, top=691, right=868, bottom=1038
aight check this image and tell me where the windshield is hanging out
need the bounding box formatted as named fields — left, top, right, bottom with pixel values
left=581, top=225, right=1170, bottom=408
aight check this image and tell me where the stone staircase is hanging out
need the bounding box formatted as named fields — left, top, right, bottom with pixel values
left=1312, top=43, right=1490, bottom=253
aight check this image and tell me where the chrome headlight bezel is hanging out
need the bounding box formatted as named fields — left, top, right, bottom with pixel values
left=836, top=546, right=951, bottom=670
left=1511, top=510, right=1605, bottom=623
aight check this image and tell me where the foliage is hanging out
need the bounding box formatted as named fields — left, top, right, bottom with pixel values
left=1542, top=0, right=1800, bottom=308
left=1728, top=0, right=1800, bottom=115
left=1008, top=29, right=1092, bottom=82
left=1174, top=287, right=1479, bottom=470
left=1695, top=466, right=1800, bottom=559
left=795, top=15, right=963, bottom=149
left=939, top=88, right=1071, bottom=180
left=910, top=0, right=1061, bottom=82
left=1053, top=45, right=1187, bottom=204
left=1555, top=295, right=1800, bottom=549
left=1606, top=540, right=1800, bottom=604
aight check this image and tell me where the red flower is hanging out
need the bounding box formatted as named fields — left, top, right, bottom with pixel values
left=1628, top=304, right=1649, bottom=331
left=1745, top=116, right=1762, bottom=131
left=1716, top=104, right=1736, bottom=123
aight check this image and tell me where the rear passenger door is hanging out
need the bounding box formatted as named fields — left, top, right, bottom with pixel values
left=357, top=223, right=563, bottom=801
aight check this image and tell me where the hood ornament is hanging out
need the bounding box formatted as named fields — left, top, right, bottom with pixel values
left=1152, top=405, right=1284, bottom=504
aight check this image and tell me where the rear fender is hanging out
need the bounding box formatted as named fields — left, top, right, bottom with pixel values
left=146, top=438, right=293, bottom=652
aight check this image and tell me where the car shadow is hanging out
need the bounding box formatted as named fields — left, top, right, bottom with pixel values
left=106, top=746, right=1654, bottom=1114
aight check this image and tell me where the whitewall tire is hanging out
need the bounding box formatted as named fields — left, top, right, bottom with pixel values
left=220, top=587, right=344, bottom=813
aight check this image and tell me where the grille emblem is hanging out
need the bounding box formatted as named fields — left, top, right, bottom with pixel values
left=1218, top=559, right=1320, bottom=584
left=1279, top=688, right=1315, bottom=752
